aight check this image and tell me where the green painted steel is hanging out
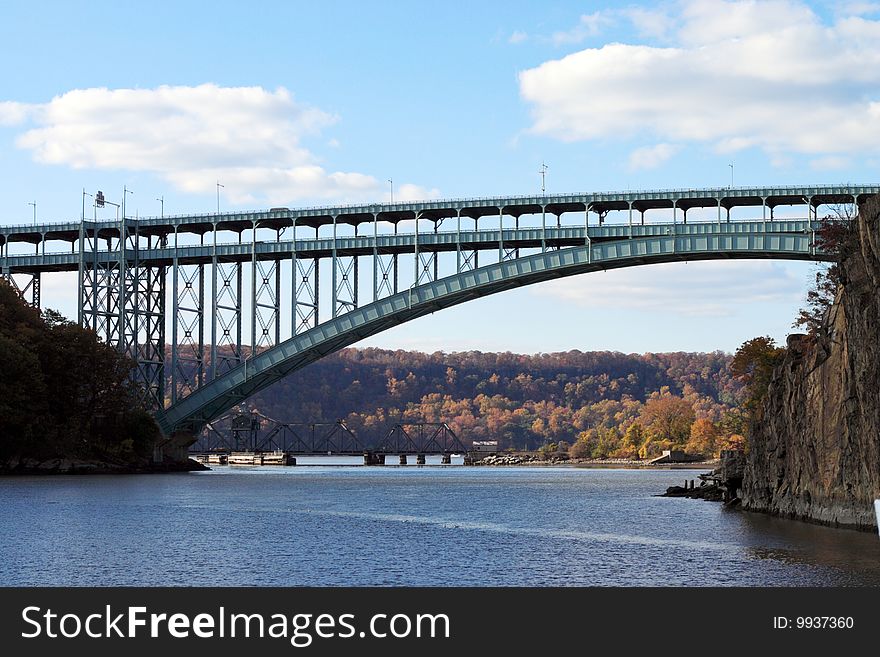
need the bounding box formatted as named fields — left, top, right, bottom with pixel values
left=2, top=183, right=867, bottom=435
left=156, top=227, right=827, bottom=434
left=0, top=220, right=821, bottom=272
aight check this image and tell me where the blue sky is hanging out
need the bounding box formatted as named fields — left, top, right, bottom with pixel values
left=1, top=0, right=877, bottom=354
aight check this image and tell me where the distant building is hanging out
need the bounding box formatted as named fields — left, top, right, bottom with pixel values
left=472, top=440, right=499, bottom=454
left=649, top=449, right=703, bottom=464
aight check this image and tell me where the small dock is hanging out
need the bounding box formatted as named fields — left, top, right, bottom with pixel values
left=192, top=451, right=297, bottom=466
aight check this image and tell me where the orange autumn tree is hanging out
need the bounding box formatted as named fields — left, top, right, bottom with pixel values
left=639, top=389, right=695, bottom=451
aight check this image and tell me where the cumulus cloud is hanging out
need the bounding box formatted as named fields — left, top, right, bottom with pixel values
left=628, top=143, right=680, bottom=170
left=538, top=260, right=804, bottom=318
left=519, top=0, right=880, bottom=161
left=1, top=84, right=435, bottom=205
left=809, top=155, right=850, bottom=170
left=0, top=101, right=30, bottom=125
left=551, top=12, right=611, bottom=45
left=623, top=6, right=677, bottom=40
left=834, top=1, right=880, bottom=16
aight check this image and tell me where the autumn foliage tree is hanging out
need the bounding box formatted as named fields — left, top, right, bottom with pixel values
left=794, top=215, right=854, bottom=335
left=0, top=280, right=159, bottom=463
left=639, top=390, right=695, bottom=446
left=198, top=344, right=748, bottom=458
left=730, top=336, right=786, bottom=416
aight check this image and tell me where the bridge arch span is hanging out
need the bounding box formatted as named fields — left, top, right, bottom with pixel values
left=157, top=229, right=828, bottom=435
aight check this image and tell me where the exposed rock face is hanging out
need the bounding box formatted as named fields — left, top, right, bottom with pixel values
left=741, top=196, right=880, bottom=529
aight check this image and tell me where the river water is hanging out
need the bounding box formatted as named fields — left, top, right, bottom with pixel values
left=1, top=464, right=878, bottom=586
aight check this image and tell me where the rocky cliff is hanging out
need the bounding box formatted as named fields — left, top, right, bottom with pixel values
left=741, top=196, right=880, bottom=529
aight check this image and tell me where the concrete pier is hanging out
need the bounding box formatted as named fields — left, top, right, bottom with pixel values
left=416, top=454, right=426, bottom=465
left=399, top=454, right=408, bottom=465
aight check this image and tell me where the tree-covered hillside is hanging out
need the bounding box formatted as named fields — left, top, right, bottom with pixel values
left=0, top=280, right=158, bottom=465
left=179, top=346, right=747, bottom=458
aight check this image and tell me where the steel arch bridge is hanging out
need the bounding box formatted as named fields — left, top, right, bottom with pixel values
left=1, top=184, right=875, bottom=444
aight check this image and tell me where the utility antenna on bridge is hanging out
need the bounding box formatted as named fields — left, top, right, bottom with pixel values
left=539, top=161, right=548, bottom=194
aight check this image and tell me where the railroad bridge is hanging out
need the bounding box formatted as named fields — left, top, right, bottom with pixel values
left=1, top=184, right=873, bottom=457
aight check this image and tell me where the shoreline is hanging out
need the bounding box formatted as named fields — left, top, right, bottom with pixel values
left=474, top=453, right=719, bottom=469
left=0, top=457, right=208, bottom=476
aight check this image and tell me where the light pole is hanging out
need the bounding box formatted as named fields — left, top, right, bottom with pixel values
left=123, top=186, right=133, bottom=219
left=729, top=163, right=734, bottom=189
left=217, top=181, right=224, bottom=213
left=156, top=196, right=164, bottom=218
left=388, top=178, right=393, bottom=204
left=28, top=201, right=36, bottom=226
left=83, top=191, right=95, bottom=221
left=539, top=161, right=548, bottom=193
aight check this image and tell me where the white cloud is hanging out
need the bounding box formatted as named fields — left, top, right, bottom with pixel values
left=551, top=12, right=611, bottom=46
left=835, top=2, right=880, bottom=16
left=392, top=183, right=441, bottom=202
left=628, top=143, right=680, bottom=170
left=508, top=30, right=528, bottom=44
left=538, top=260, right=804, bottom=318
left=809, top=155, right=850, bottom=170
left=2, top=84, right=435, bottom=205
left=0, top=101, right=30, bottom=125
left=519, top=0, right=880, bottom=161
left=623, top=6, right=677, bottom=40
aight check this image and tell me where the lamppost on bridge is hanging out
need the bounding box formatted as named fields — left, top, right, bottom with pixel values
left=216, top=181, right=224, bottom=213
left=157, top=196, right=164, bottom=218
left=388, top=178, right=393, bottom=204
left=123, top=186, right=133, bottom=220
left=82, top=191, right=95, bottom=221
left=28, top=201, right=36, bottom=226
left=729, top=163, right=734, bottom=189
left=539, top=162, right=548, bottom=194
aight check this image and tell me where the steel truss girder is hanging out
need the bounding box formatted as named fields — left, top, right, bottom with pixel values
left=416, top=251, right=437, bottom=285
left=1, top=272, right=40, bottom=308
left=333, top=254, right=357, bottom=317
left=294, top=256, right=319, bottom=334
left=192, top=411, right=364, bottom=454
left=77, top=225, right=166, bottom=411
left=377, top=423, right=466, bottom=454
left=171, top=262, right=205, bottom=403
left=458, top=248, right=478, bottom=273
left=211, top=258, right=243, bottom=379
left=374, top=252, right=398, bottom=300
left=132, top=258, right=166, bottom=411
left=252, top=258, right=281, bottom=350
left=259, top=420, right=363, bottom=453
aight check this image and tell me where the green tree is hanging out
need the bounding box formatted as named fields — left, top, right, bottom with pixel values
left=730, top=337, right=786, bottom=414
left=0, top=281, right=159, bottom=463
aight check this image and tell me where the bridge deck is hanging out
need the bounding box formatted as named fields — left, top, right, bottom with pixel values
left=1, top=183, right=867, bottom=440
left=1, top=183, right=874, bottom=243
left=1, top=219, right=819, bottom=272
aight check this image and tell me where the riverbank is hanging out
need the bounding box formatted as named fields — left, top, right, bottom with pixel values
left=474, top=452, right=718, bottom=469
left=0, top=456, right=208, bottom=476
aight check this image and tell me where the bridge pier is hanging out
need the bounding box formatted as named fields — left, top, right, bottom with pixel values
left=416, top=454, right=426, bottom=465
left=399, top=454, right=407, bottom=465
left=363, top=451, right=385, bottom=466
left=441, top=454, right=451, bottom=465
left=154, top=430, right=198, bottom=464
